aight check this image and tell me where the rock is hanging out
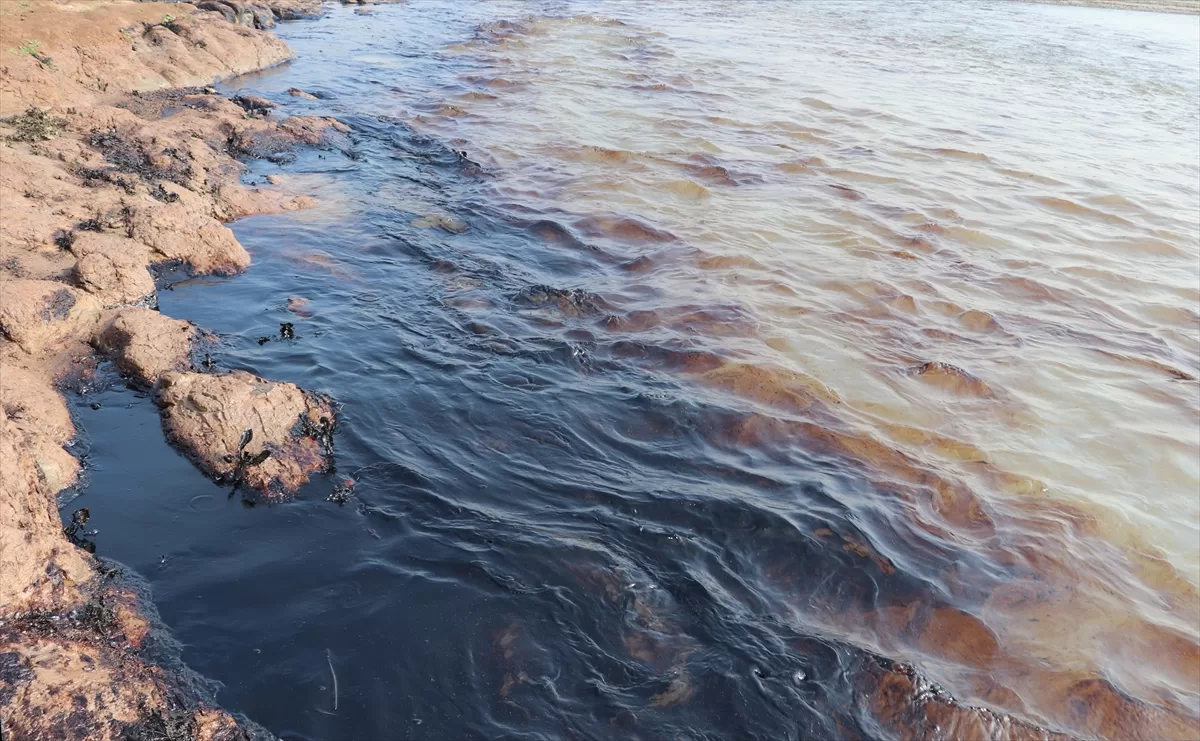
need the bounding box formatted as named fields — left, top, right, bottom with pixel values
left=227, top=115, right=349, bottom=159
left=412, top=213, right=469, bottom=233
left=213, top=183, right=317, bottom=219
left=0, top=363, right=75, bottom=452
left=279, top=115, right=351, bottom=144
left=192, top=710, right=252, bottom=741
left=262, top=0, right=327, bottom=21
left=287, top=296, right=312, bottom=317
left=94, top=308, right=196, bottom=386
left=0, top=280, right=101, bottom=355
left=197, top=1, right=277, bottom=30
left=859, top=658, right=1077, bottom=741
left=700, top=361, right=840, bottom=413
left=70, top=232, right=155, bottom=307
left=0, top=2, right=323, bottom=738
left=232, top=93, right=277, bottom=114
left=0, top=407, right=92, bottom=615
left=0, top=362, right=80, bottom=495
left=156, top=370, right=335, bottom=494
left=911, top=360, right=995, bottom=398
left=0, top=2, right=294, bottom=118
left=0, top=628, right=222, bottom=741
left=287, top=87, right=320, bottom=100
left=129, top=200, right=250, bottom=276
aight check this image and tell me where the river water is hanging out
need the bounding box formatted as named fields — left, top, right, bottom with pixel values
left=69, top=1, right=1199, bottom=739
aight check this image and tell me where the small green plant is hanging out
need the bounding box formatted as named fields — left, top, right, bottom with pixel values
left=4, top=106, right=66, bottom=142
left=160, top=12, right=188, bottom=33
left=8, top=39, right=54, bottom=69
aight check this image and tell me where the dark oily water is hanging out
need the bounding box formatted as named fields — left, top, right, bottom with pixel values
left=65, top=2, right=1200, bottom=740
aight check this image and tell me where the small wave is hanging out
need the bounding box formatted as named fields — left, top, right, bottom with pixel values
left=800, top=97, right=836, bottom=111
left=575, top=215, right=677, bottom=243
left=828, top=183, right=867, bottom=200
left=1032, top=196, right=1136, bottom=227
left=660, top=179, right=710, bottom=199
left=924, top=147, right=992, bottom=162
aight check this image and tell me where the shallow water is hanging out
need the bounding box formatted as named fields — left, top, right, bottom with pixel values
left=68, top=1, right=1199, bottom=738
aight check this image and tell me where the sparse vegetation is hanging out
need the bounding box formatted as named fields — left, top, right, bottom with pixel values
left=160, top=13, right=188, bottom=34
left=53, top=229, right=74, bottom=251
left=10, top=39, right=39, bottom=56
left=9, top=39, right=54, bottom=68
left=4, top=106, right=65, bottom=142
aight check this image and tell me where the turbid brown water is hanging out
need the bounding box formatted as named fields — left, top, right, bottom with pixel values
left=66, top=1, right=1198, bottom=739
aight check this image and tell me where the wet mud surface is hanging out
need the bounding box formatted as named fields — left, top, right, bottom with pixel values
left=59, top=2, right=1199, bottom=740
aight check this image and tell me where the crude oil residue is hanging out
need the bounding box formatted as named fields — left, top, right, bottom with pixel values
left=71, top=1, right=1199, bottom=739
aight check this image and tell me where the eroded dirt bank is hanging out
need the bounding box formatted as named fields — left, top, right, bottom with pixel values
left=0, top=2, right=348, bottom=738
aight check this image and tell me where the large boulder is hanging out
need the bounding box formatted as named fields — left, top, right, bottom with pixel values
left=129, top=198, right=250, bottom=276
left=0, top=279, right=101, bottom=355
left=156, top=370, right=334, bottom=495
left=94, top=307, right=196, bottom=386
left=70, top=232, right=155, bottom=307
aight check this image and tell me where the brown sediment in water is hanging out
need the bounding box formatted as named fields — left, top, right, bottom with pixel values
left=0, top=1, right=359, bottom=736
left=430, top=7, right=1200, bottom=739
left=601, top=310, right=1195, bottom=735
left=710, top=406, right=1200, bottom=739
left=597, top=312, right=1198, bottom=737
left=566, top=314, right=1196, bottom=737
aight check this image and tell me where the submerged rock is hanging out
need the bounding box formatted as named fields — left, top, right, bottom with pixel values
left=280, top=115, right=351, bottom=145
left=94, top=307, right=197, bottom=387
left=156, top=370, right=334, bottom=495
left=859, top=657, right=1078, bottom=741
left=232, top=93, right=277, bottom=115
left=910, top=360, right=995, bottom=398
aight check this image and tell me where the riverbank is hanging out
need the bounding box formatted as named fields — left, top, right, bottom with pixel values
left=0, top=2, right=351, bottom=738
